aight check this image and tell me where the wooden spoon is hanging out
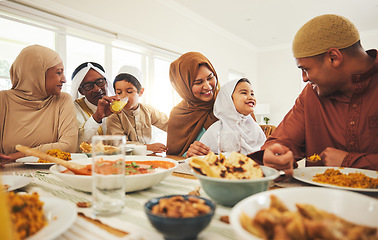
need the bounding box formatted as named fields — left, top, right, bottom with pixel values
left=15, top=145, right=91, bottom=175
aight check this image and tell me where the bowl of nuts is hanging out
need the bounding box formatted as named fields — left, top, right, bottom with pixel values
left=144, top=195, right=216, bottom=240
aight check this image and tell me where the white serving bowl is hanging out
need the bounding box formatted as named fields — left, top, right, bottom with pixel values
left=230, top=187, right=378, bottom=240
left=50, top=156, right=178, bottom=192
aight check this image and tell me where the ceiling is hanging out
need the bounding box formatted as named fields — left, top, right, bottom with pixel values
left=171, top=0, right=378, bottom=50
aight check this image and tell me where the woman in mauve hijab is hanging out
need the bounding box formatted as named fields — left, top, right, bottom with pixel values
left=0, top=45, right=78, bottom=166
left=167, top=52, right=220, bottom=157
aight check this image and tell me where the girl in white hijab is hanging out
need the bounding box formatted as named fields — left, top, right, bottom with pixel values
left=200, top=78, right=266, bottom=155
left=0, top=45, right=78, bottom=164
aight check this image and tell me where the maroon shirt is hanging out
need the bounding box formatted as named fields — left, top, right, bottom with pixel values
left=259, top=50, right=378, bottom=171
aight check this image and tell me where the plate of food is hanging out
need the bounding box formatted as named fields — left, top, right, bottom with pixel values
left=16, top=149, right=88, bottom=166
left=7, top=192, right=76, bottom=240
left=1, top=175, right=31, bottom=191
left=50, top=156, right=178, bottom=192
left=230, top=187, right=378, bottom=240
left=293, top=167, right=378, bottom=192
left=79, top=142, right=133, bottom=157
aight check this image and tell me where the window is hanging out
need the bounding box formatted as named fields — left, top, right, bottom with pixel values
left=0, top=7, right=181, bottom=144
left=66, top=36, right=106, bottom=94
left=0, top=17, right=54, bottom=90
left=151, top=57, right=181, bottom=115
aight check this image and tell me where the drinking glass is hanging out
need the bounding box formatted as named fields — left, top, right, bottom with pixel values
left=92, top=135, right=126, bottom=215
left=110, top=97, right=128, bottom=113
left=218, top=130, right=241, bottom=157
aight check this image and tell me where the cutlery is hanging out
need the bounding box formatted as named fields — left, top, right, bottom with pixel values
left=15, top=145, right=91, bottom=175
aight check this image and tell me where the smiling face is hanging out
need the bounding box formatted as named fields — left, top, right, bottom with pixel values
left=45, top=62, right=66, bottom=96
left=78, top=69, right=107, bottom=106
left=114, top=80, right=144, bottom=110
left=296, top=55, right=343, bottom=97
left=191, top=65, right=217, bottom=102
left=232, top=81, right=256, bottom=116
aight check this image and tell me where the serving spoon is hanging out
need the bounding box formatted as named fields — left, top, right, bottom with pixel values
left=15, top=145, right=91, bottom=175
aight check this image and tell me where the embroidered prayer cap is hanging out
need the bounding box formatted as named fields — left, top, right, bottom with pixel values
left=292, top=14, right=360, bottom=58
left=117, top=65, right=143, bottom=82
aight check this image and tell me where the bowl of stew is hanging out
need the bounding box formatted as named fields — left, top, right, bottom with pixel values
left=50, top=156, right=178, bottom=192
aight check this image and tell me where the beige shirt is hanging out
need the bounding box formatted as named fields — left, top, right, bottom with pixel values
left=107, top=103, right=168, bottom=144
left=74, top=98, right=107, bottom=150
left=0, top=92, right=78, bottom=154
left=0, top=45, right=77, bottom=154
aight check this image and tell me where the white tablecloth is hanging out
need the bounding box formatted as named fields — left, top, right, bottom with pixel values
left=11, top=169, right=237, bottom=240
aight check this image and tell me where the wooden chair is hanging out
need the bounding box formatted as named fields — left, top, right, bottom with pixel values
left=259, top=125, right=277, bottom=138
left=251, top=112, right=276, bottom=138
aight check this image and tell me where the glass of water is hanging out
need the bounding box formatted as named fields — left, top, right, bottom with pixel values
left=92, top=135, right=126, bottom=215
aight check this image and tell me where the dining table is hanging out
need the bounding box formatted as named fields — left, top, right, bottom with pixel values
left=1, top=154, right=377, bottom=240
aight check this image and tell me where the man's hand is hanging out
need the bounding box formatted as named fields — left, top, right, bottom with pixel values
left=320, top=147, right=348, bottom=167
left=92, top=96, right=119, bottom=123
left=147, top=143, right=167, bottom=153
left=263, top=143, right=294, bottom=177
left=186, top=141, right=210, bottom=157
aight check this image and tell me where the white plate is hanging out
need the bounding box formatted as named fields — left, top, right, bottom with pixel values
left=1, top=175, right=31, bottom=191
left=28, top=197, right=77, bottom=240
left=16, top=153, right=88, bottom=166
left=230, top=187, right=378, bottom=240
left=50, top=156, right=178, bottom=192
left=293, top=167, right=378, bottom=192
left=146, top=150, right=154, bottom=155
left=84, top=147, right=133, bottom=157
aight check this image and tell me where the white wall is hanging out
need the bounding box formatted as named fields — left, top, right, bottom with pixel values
left=257, top=32, right=378, bottom=126
left=18, top=0, right=258, bottom=88
left=256, top=48, right=301, bottom=126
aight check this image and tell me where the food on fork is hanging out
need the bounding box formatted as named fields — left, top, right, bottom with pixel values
left=307, top=153, right=321, bottom=162
left=7, top=192, right=47, bottom=239
left=240, top=194, right=377, bottom=240
left=37, top=149, right=71, bottom=163
left=189, top=151, right=263, bottom=179
left=313, top=168, right=378, bottom=189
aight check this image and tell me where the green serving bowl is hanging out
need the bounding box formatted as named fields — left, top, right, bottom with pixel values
left=192, top=166, right=279, bottom=207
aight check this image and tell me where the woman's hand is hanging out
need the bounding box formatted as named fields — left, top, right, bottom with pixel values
left=0, top=153, right=23, bottom=168
left=186, top=141, right=210, bottom=158
left=147, top=143, right=167, bottom=153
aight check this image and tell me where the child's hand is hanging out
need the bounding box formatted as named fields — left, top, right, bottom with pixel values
left=186, top=141, right=210, bottom=157
left=147, top=143, right=167, bottom=153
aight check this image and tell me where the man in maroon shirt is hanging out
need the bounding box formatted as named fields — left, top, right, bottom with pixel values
left=253, top=14, right=378, bottom=174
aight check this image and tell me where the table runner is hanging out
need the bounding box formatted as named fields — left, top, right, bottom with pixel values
left=15, top=170, right=237, bottom=240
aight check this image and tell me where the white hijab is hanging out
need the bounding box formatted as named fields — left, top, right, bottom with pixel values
left=70, top=62, right=113, bottom=100
left=200, top=79, right=266, bottom=155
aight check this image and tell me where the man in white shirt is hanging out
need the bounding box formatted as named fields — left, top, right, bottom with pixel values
left=71, top=62, right=118, bottom=151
